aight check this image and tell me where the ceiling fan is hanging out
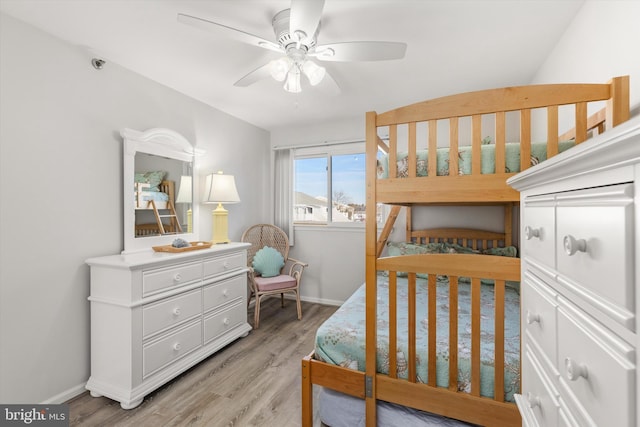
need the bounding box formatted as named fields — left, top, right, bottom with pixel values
left=177, top=0, right=407, bottom=93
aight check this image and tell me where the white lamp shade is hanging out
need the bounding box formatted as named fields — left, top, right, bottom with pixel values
left=203, top=172, right=240, bottom=204
left=175, top=176, right=192, bottom=203
left=302, top=60, right=326, bottom=86
left=283, top=65, right=302, bottom=93
left=269, top=57, right=291, bottom=82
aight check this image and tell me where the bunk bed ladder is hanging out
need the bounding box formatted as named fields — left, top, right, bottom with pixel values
left=148, top=200, right=183, bottom=235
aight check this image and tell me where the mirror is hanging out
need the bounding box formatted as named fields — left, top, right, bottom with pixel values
left=121, top=128, right=200, bottom=254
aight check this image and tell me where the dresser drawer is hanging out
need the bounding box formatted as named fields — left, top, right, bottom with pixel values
left=519, top=344, right=560, bottom=427
left=556, top=183, right=634, bottom=318
left=203, top=252, right=246, bottom=278
left=522, top=271, right=558, bottom=369
left=143, top=320, right=202, bottom=378
left=203, top=275, right=245, bottom=313
left=143, top=261, right=202, bottom=296
left=143, top=289, right=201, bottom=338
left=522, top=195, right=555, bottom=269
left=204, top=302, right=246, bottom=344
left=557, top=299, right=635, bottom=427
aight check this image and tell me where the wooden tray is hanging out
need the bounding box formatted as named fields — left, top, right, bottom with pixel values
left=152, top=241, right=212, bottom=253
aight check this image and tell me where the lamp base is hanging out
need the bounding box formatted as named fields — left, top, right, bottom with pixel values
left=211, top=203, right=231, bottom=244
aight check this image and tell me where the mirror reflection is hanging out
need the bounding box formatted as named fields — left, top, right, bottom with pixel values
left=134, top=153, right=192, bottom=238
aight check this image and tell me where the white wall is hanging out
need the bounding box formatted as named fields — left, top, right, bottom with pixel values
left=271, top=117, right=367, bottom=305
left=0, top=13, right=270, bottom=404
left=532, top=1, right=640, bottom=116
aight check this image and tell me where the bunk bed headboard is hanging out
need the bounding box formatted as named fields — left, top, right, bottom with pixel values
left=408, top=227, right=507, bottom=250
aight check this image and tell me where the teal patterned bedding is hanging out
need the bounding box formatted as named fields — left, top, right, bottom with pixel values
left=315, top=274, right=520, bottom=402
left=377, top=140, right=575, bottom=178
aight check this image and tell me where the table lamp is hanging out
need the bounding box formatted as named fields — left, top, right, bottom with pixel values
left=203, top=171, right=240, bottom=244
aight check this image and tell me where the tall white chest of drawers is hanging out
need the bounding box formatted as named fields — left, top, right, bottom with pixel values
left=85, top=242, right=252, bottom=409
left=508, top=117, right=640, bottom=427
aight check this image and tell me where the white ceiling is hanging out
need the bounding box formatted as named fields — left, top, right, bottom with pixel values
left=0, top=0, right=585, bottom=132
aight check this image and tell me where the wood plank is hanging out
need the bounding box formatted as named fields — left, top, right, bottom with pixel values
left=449, top=117, right=459, bottom=176
left=411, top=227, right=505, bottom=246
left=408, top=273, right=417, bottom=383
left=575, top=102, right=588, bottom=143
left=376, top=375, right=521, bottom=427
left=379, top=254, right=520, bottom=282
left=365, top=111, right=379, bottom=427
left=376, top=174, right=520, bottom=204
left=376, top=205, right=401, bottom=257
left=520, top=109, right=531, bottom=172
left=388, top=124, right=398, bottom=179
left=607, top=75, right=630, bottom=128
left=408, top=122, right=417, bottom=178
left=547, top=105, right=559, bottom=156
left=389, top=272, right=398, bottom=378
left=494, top=280, right=506, bottom=402
left=376, top=82, right=612, bottom=126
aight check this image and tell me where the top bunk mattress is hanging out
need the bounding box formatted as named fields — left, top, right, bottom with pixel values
left=315, top=272, right=520, bottom=402
left=377, top=140, right=575, bottom=178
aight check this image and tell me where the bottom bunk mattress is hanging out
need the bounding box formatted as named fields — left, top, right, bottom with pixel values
left=315, top=273, right=520, bottom=402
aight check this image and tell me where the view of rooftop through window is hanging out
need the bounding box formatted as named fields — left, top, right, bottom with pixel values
left=294, top=153, right=366, bottom=223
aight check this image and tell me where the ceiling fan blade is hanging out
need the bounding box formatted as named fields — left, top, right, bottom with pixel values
left=311, top=41, right=407, bottom=62
left=320, top=69, right=341, bottom=95
left=177, top=13, right=282, bottom=53
left=233, top=63, right=273, bottom=87
left=289, top=0, right=325, bottom=43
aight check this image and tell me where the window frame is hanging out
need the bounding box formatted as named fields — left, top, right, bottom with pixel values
left=293, top=142, right=366, bottom=227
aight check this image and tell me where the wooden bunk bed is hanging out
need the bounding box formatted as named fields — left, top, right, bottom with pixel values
left=301, top=76, right=630, bottom=427
left=134, top=179, right=182, bottom=236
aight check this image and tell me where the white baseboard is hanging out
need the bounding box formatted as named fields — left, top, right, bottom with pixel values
left=249, top=294, right=343, bottom=307
left=43, top=382, right=87, bottom=404
left=299, top=295, right=343, bottom=306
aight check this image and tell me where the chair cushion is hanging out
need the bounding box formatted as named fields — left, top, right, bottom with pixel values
left=252, top=246, right=285, bottom=278
left=254, top=275, right=297, bottom=292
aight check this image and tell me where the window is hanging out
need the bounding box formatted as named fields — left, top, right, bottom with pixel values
left=293, top=143, right=366, bottom=225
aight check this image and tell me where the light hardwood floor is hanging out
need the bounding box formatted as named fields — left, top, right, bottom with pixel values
left=68, top=299, right=337, bottom=427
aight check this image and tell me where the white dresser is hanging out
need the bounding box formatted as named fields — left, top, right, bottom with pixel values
left=508, top=117, right=640, bottom=427
left=85, top=242, right=252, bottom=409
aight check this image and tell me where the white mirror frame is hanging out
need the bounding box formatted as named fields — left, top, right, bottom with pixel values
left=122, top=127, right=199, bottom=254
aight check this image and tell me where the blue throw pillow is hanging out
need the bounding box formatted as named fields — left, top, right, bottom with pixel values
left=252, top=246, right=284, bottom=278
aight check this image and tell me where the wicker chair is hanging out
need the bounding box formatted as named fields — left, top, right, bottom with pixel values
left=241, top=224, right=308, bottom=329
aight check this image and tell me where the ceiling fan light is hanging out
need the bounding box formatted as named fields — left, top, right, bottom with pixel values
left=302, top=60, right=325, bottom=86
left=283, top=66, right=302, bottom=93
left=269, top=57, right=290, bottom=82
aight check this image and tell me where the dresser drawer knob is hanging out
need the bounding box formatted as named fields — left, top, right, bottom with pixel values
left=173, top=273, right=182, bottom=282
left=524, top=226, right=540, bottom=240
left=222, top=289, right=228, bottom=297
left=173, top=342, right=182, bottom=351
left=565, top=357, right=588, bottom=381
left=526, top=392, right=541, bottom=409
left=173, top=307, right=181, bottom=316
left=223, top=261, right=229, bottom=269
left=526, top=310, right=541, bottom=325
left=563, top=235, right=587, bottom=256
left=223, top=318, right=230, bottom=326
